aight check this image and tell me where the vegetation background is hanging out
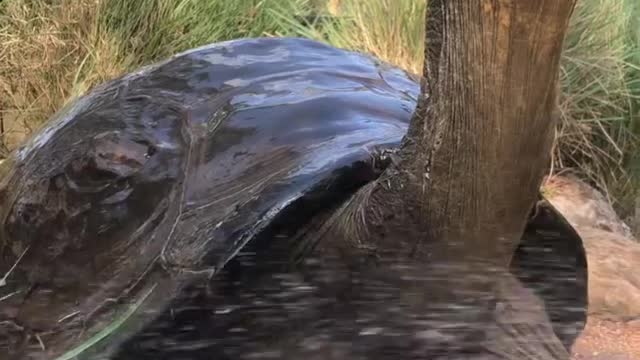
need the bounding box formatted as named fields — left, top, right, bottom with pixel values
left=1, top=0, right=638, bottom=221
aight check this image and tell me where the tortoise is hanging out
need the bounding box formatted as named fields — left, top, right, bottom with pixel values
left=0, top=23, right=586, bottom=360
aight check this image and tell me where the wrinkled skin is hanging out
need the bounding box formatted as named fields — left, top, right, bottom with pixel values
left=0, top=38, right=586, bottom=359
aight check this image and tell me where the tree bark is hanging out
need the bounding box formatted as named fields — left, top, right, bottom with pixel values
left=359, top=0, right=577, bottom=265
left=306, top=1, right=583, bottom=356
left=301, top=2, right=581, bottom=356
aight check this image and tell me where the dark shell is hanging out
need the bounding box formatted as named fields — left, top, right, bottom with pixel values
left=0, top=37, right=416, bottom=357
left=0, top=37, right=586, bottom=358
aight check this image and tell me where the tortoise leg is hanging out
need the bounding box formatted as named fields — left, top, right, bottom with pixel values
left=510, top=197, right=589, bottom=350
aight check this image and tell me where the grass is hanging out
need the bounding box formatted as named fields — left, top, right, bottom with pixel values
left=271, top=0, right=426, bottom=74
left=0, top=0, right=310, bottom=155
left=556, top=0, right=640, bottom=216
left=0, top=0, right=107, bottom=154
left=1, top=0, right=639, bottom=215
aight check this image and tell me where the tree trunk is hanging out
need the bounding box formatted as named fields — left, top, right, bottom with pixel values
left=360, top=0, right=577, bottom=266
left=308, top=1, right=581, bottom=356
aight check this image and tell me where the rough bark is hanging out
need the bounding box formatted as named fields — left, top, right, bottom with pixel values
left=356, top=0, right=578, bottom=265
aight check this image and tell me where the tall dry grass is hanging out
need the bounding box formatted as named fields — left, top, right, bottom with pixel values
left=0, top=0, right=307, bottom=156
left=0, top=0, right=123, bottom=155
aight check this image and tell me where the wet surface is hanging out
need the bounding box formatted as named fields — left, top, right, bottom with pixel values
left=0, top=37, right=587, bottom=359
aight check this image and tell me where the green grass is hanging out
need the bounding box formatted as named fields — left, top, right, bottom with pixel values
left=96, top=0, right=310, bottom=68
left=1, top=0, right=639, bottom=215
left=556, top=0, right=640, bottom=215
left=269, top=0, right=426, bottom=74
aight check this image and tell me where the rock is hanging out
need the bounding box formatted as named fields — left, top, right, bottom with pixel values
left=544, top=175, right=640, bottom=359
left=544, top=174, right=640, bottom=321
left=577, top=226, right=640, bottom=320
left=543, top=174, right=634, bottom=239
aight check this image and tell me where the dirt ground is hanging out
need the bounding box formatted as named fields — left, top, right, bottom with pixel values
left=572, top=318, right=640, bottom=359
